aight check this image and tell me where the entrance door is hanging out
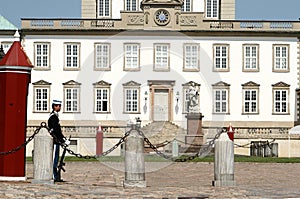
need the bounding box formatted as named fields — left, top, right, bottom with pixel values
left=154, top=89, right=169, bottom=121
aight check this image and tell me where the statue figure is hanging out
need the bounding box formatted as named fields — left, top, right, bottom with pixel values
left=187, top=83, right=200, bottom=113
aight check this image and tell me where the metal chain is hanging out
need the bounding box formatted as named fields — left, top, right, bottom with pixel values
left=138, top=127, right=224, bottom=162
left=54, top=130, right=131, bottom=159
left=0, top=122, right=47, bottom=156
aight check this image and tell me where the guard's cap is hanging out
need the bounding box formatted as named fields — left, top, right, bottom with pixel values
left=52, top=99, right=62, bottom=105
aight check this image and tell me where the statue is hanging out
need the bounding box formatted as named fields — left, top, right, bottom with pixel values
left=187, top=83, right=200, bottom=113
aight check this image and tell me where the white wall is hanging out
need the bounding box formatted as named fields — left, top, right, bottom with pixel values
left=24, top=35, right=298, bottom=126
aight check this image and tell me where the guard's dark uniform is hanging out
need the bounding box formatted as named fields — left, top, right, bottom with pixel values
left=48, top=110, right=65, bottom=181
left=48, top=111, right=65, bottom=144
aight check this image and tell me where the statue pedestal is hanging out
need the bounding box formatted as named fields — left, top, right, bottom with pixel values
left=185, top=113, right=204, bottom=149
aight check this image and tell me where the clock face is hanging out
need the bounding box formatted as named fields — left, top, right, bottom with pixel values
left=154, top=9, right=170, bottom=26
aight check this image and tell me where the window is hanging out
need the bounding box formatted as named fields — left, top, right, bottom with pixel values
left=182, top=0, right=191, bottom=12
left=32, top=80, right=51, bottom=113
left=272, top=82, right=290, bottom=114
left=93, top=80, right=111, bottom=113
left=213, top=44, right=229, bottom=71
left=184, top=44, right=199, bottom=71
left=63, top=80, right=81, bottom=113
left=64, top=43, right=80, bottom=70
left=212, top=81, right=230, bottom=114
left=206, top=0, right=219, bottom=18
left=95, top=43, right=110, bottom=70
left=95, top=88, right=109, bottom=112
left=35, top=88, right=49, bottom=112
left=126, top=0, right=137, bottom=11
left=154, top=44, right=169, bottom=71
left=124, top=43, right=140, bottom=70
left=273, top=44, right=289, bottom=72
left=242, top=81, right=260, bottom=114
left=0, top=42, right=12, bottom=53
left=123, top=81, right=141, bottom=113
left=34, top=43, right=50, bottom=69
left=243, top=44, right=259, bottom=72
left=98, top=0, right=111, bottom=17
left=244, top=90, right=258, bottom=113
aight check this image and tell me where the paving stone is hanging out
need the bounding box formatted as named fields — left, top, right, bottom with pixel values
left=0, top=162, right=299, bottom=198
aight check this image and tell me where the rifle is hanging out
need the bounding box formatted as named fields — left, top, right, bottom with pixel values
left=56, top=136, right=71, bottom=182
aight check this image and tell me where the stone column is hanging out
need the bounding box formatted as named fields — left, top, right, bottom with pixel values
left=32, top=127, right=54, bottom=184
left=213, top=132, right=235, bottom=187
left=124, top=128, right=146, bottom=188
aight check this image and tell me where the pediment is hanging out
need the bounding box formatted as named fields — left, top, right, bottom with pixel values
left=123, top=80, right=141, bottom=87
left=272, top=81, right=290, bottom=87
left=182, top=81, right=200, bottom=87
left=62, top=80, right=81, bottom=86
left=212, top=81, right=230, bottom=87
left=93, top=80, right=111, bottom=87
left=242, top=81, right=260, bottom=87
left=32, top=80, right=51, bottom=85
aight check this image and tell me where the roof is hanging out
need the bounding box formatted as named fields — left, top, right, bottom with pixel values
left=0, top=15, right=17, bottom=30
left=0, top=41, right=33, bottom=67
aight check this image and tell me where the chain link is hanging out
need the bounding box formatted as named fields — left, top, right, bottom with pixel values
left=55, top=129, right=131, bottom=159
left=0, top=122, right=48, bottom=156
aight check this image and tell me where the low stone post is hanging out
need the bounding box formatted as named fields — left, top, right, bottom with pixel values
left=172, top=140, right=179, bottom=157
left=32, top=127, right=54, bottom=184
left=213, top=132, right=235, bottom=186
left=124, top=127, right=146, bottom=188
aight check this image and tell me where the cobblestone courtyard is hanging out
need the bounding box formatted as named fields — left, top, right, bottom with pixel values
left=1, top=161, right=300, bottom=198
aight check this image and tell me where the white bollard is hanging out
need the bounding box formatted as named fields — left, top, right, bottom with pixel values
left=32, top=127, right=54, bottom=184
left=213, top=132, right=236, bottom=186
left=124, top=128, right=146, bottom=188
left=172, top=140, right=179, bottom=157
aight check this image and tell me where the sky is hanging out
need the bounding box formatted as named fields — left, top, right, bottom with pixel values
left=0, top=0, right=299, bottom=28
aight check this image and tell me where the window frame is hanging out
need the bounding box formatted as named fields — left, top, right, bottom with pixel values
left=34, top=42, right=51, bottom=70
left=212, top=81, right=230, bottom=114
left=181, top=0, right=192, bottom=12
left=183, top=43, right=200, bottom=72
left=93, top=80, right=111, bottom=113
left=97, top=0, right=111, bottom=18
left=94, top=43, right=111, bottom=71
left=153, top=43, right=170, bottom=71
left=124, top=43, right=140, bottom=71
left=63, top=80, right=81, bottom=113
left=213, top=44, right=229, bottom=72
left=124, top=0, right=138, bottom=11
left=123, top=81, right=141, bottom=114
left=272, top=82, right=290, bottom=115
left=242, top=81, right=260, bottom=115
left=206, top=0, right=219, bottom=19
left=64, top=43, right=80, bottom=70
left=242, top=44, right=259, bottom=72
left=32, top=80, right=51, bottom=113
left=243, top=89, right=259, bottom=114
left=272, top=44, right=290, bottom=72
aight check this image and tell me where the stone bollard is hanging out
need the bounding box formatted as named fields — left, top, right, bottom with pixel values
left=172, top=140, right=179, bottom=157
left=32, top=127, right=54, bottom=184
left=213, top=132, right=236, bottom=186
left=124, top=128, right=146, bottom=188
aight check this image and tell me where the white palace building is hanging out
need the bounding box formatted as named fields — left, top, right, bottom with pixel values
left=1, top=0, right=300, bottom=157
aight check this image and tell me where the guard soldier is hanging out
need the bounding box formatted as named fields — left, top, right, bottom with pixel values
left=48, top=99, right=70, bottom=182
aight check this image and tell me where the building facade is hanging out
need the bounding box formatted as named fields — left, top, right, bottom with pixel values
left=19, top=0, right=300, bottom=157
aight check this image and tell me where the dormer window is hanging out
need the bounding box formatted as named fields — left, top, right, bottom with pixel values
left=98, top=0, right=111, bottom=17
left=206, top=0, right=219, bottom=19
left=125, top=0, right=138, bottom=11
left=181, top=0, right=191, bottom=12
